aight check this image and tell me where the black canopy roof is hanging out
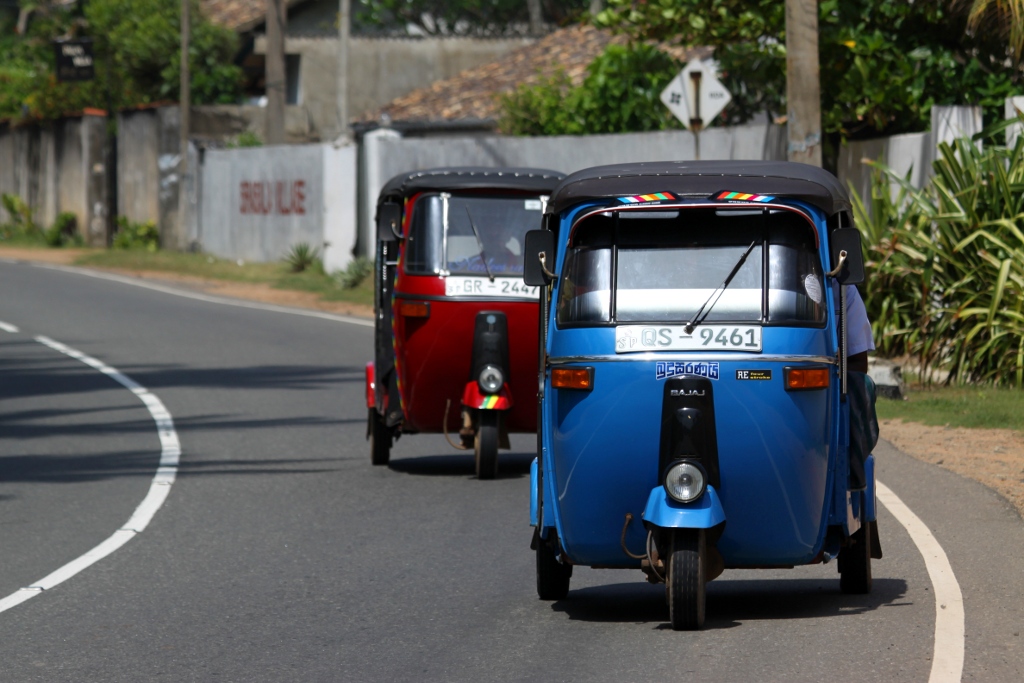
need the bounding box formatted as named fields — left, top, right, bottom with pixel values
left=546, top=161, right=851, bottom=217
left=378, top=167, right=565, bottom=204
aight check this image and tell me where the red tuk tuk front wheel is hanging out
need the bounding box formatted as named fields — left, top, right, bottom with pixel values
left=474, top=410, right=500, bottom=479
left=368, top=408, right=392, bottom=466
left=839, top=522, right=873, bottom=594
left=667, top=529, right=706, bottom=630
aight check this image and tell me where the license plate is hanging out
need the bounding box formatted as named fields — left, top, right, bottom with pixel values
left=615, top=325, right=762, bottom=353
left=445, top=277, right=539, bottom=299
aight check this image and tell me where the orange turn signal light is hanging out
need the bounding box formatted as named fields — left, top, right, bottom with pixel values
left=785, top=367, right=830, bottom=390
left=398, top=301, right=430, bottom=318
left=551, top=367, right=594, bottom=391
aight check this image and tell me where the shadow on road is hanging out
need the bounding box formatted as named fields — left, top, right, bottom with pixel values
left=388, top=452, right=533, bottom=478
left=550, top=576, right=909, bottom=629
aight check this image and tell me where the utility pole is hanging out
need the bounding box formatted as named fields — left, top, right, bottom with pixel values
left=784, top=0, right=822, bottom=167
left=178, top=0, right=191, bottom=250
left=266, top=0, right=286, bottom=145
left=526, top=0, right=543, bottom=35
left=336, top=0, right=350, bottom=142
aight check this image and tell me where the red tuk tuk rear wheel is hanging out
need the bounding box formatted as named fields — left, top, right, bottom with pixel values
left=536, top=537, right=572, bottom=600
left=668, top=529, right=706, bottom=630
left=474, top=410, right=500, bottom=479
left=839, top=522, right=873, bottom=594
left=368, top=409, right=391, bottom=466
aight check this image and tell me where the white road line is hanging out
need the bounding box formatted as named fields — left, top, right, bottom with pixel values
left=0, top=320, right=18, bottom=333
left=0, top=335, right=180, bottom=614
left=877, top=480, right=965, bottom=683
left=31, top=263, right=374, bottom=328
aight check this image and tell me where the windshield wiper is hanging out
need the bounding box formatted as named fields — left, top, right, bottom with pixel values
left=684, top=240, right=758, bottom=334
left=464, top=206, right=494, bottom=282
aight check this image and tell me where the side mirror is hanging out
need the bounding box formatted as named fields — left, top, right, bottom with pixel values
left=829, top=228, right=864, bottom=285
left=523, top=230, right=556, bottom=286
left=377, top=203, right=402, bottom=241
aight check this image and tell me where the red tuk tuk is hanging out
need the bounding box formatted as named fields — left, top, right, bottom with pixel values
left=366, top=168, right=564, bottom=478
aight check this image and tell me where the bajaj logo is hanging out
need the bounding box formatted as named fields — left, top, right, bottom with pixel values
left=670, top=389, right=705, bottom=397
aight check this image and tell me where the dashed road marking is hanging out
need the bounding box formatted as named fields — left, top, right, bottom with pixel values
left=877, top=480, right=965, bottom=683
left=0, top=320, right=18, bottom=333
left=0, top=334, right=180, bottom=613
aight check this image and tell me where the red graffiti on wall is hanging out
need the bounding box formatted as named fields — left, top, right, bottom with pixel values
left=239, top=180, right=307, bottom=215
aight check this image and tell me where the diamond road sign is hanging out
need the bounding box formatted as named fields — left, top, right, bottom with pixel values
left=660, top=58, right=731, bottom=130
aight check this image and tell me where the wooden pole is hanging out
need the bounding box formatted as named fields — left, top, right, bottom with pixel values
left=784, top=0, right=822, bottom=166
left=178, top=0, right=191, bottom=249
left=266, top=0, right=286, bottom=145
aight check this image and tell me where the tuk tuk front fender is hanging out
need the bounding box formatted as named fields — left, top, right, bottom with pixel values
left=462, top=382, right=513, bottom=410
left=642, top=485, right=726, bottom=530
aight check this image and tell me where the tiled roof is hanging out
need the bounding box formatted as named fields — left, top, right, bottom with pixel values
left=360, top=24, right=706, bottom=124
left=202, top=0, right=288, bottom=32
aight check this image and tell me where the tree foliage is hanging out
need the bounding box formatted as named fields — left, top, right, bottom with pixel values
left=0, top=0, right=242, bottom=121
left=498, top=42, right=683, bottom=135
left=595, top=0, right=1021, bottom=139
left=354, top=0, right=589, bottom=36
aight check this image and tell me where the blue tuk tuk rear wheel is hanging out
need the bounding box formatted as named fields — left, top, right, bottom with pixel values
left=667, top=529, right=706, bottom=630
left=839, top=522, right=872, bottom=594
left=536, top=537, right=572, bottom=600
left=369, top=408, right=391, bottom=466
left=474, top=410, right=499, bottom=479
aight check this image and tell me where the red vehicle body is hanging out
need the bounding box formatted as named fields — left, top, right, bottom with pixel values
left=366, top=168, right=564, bottom=477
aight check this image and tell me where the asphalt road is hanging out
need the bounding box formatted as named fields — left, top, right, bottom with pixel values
left=1, top=259, right=1023, bottom=682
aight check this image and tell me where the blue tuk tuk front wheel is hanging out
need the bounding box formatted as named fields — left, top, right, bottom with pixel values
left=668, top=529, right=706, bottom=630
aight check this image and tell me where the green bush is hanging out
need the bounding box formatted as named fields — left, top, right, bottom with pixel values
left=44, top=212, right=80, bottom=247
left=1, top=193, right=36, bottom=233
left=284, top=242, right=321, bottom=273
left=854, top=129, right=1024, bottom=385
left=498, top=42, right=683, bottom=136
left=112, top=216, right=160, bottom=251
left=335, top=256, right=372, bottom=289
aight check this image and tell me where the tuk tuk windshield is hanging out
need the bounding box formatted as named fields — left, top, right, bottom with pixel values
left=556, top=207, right=826, bottom=326
left=404, top=193, right=546, bottom=277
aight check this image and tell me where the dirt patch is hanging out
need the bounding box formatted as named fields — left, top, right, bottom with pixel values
left=881, top=419, right=1024, bottom=517
left=0, top=247, right=373, bottom=319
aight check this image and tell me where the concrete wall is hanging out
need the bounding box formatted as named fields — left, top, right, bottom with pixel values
left=0, top=115, right=108, bottom=246
left=837, top=105, right=985, bottom=214
left=357, top=122, right=787, bottom=254
left=254, top=36, right=534, bottom=140
left=199, top=142, right=357, bottom=271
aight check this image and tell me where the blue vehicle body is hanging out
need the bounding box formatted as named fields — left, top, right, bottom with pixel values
left=530, top=165, right=876, bottom=588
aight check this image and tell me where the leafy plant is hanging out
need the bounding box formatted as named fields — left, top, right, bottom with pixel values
left=856, top=127, right=1024, bottom=386
left=335, top=256, right=373, bottom=289
left=499, top=42, right=683, bottom=135
left=284, top=242, right=322, bottom=273
left=112, top=216, right=160, bottom=251
left=1, top=193, right=37, bottom=233
left=226, top=130, right=263, bottom=148
left=595, top=0, right=1021, bottom=139
left=0, top=0, right=243, bottom=122
left=44, top=211, right=80, bottom=247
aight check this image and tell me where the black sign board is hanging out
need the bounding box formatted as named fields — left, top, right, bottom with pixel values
left=54, top=39, right=95, bottom=82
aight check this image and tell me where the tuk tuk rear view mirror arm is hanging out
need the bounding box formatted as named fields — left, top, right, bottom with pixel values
left=826, top=250, right=848, bottom=278
left=538, top=252, right=557, bottom=280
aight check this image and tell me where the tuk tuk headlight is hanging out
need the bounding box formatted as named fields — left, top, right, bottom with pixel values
left=664, top=460, right=706, bottom=504
left=478, top=365, right=503, bottom=394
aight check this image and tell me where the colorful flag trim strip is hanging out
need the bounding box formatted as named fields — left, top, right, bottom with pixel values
left=482, top=395, right=502, bottom=409
left=618, top=191, right=676, bottom=204
left=714, top=191, right=775, bottom=203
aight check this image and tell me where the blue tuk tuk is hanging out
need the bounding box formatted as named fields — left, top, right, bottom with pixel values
left=523, top=161, right=881, bottom=630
